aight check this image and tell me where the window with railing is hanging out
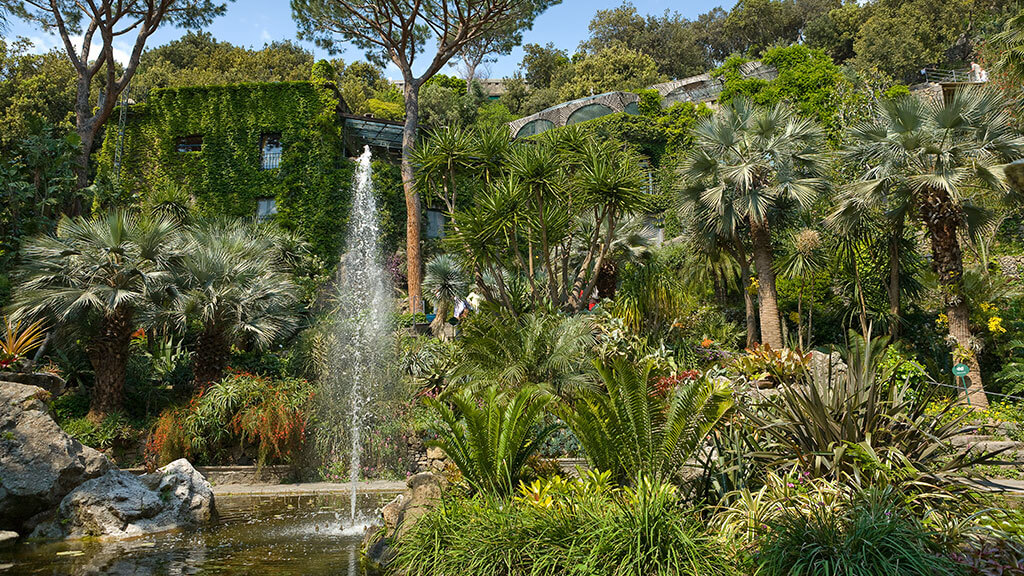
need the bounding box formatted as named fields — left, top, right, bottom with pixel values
left=261, top=133, right=282, bottom=170
left=257, top=198, right=278, bottom=220
left=176, top=135, right=203, bottom=153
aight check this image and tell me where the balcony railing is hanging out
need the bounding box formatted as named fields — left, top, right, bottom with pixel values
left=261, top=151, right=282, bottom=170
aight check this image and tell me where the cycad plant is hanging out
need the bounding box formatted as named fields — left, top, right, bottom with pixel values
left=13, top=210, right=179, bottom=419
left=564, top=358, right=734, bottom=485
left=678, top=97, right=828, bottom=348
left=841, top=88, right=1024, bottom=407
left=171, top=219, right=300, bottom=388
left=424, top=385, right=558, bottom=495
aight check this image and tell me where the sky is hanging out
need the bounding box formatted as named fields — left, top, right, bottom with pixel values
left=4, top=0, right=729, bottom=81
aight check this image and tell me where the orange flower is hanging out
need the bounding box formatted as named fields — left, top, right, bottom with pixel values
left=701, top=338, right=715, bottom=348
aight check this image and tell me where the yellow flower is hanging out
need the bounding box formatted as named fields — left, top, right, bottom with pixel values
left=936, top=313, right=948, bottom=328
left=988, top=316, right=1007, bottom=335
left=979, top=302, right=994, bottom=312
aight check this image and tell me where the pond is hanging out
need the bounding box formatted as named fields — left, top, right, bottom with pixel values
left=1, top=491, right=396, bottom=576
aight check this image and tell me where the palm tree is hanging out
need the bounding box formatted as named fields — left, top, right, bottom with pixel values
left=992, top=10, right=1024, bottom=84
left=13, top=211, right=179, bottom=420
left=780, top=228, right=826, bottom=349
left=679, top=97, right=828, bottom=348
left=171, top=219, right=300, bottom=388
left=422, top=254, right=467, bottom=338
left=842, top=89, right=1024, bottom=408
left=457, top=311, right=597, bottom=397
left=563, top=358, right=734, bottom=485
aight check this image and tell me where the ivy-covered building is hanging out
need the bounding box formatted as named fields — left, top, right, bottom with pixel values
left=96, top=78, right=407, bottom=261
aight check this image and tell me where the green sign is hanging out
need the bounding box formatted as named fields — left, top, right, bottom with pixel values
left=952, top=363, right=970, bottom=377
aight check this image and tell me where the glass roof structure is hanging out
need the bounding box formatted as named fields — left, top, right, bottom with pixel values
left=343, top=114, right=404, bottom=156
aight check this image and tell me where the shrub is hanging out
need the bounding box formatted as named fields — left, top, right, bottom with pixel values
left=147, top=371, right=314, bottom=466
left=393, top=474, right=736, bottom=576
left=745, top=331, right=998, bottom=485
left=63, top=412, right=140, bottom=451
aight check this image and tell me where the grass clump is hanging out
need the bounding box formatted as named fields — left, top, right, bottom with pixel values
left=392, top=472, right=735, bottom=576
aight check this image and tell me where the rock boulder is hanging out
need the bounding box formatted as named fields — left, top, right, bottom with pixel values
left=0, top=381, right=110, bottom=533
left=364, top=472, right=443, bottom=569
left=0, top=372, right=67, bottom=396
left=41, top=459, right=215, bottom=540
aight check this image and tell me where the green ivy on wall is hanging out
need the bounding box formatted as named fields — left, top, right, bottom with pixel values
left=96, top=80, right=405, bottom=262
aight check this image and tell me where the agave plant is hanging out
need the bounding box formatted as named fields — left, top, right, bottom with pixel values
left=563, top=358, right=734, bottom=485
left=0, top=316, right=48, bottom=369
left=423, top=385, right=559, bottom=495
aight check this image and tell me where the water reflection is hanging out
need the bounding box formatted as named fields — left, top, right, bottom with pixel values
left=1, top=492, right=391, bottom=575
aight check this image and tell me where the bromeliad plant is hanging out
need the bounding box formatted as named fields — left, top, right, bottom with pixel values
left=0, top=316, right=47, bottom=370
left=424, top=385, right=559, bottom=495
left=563, top=358, right=734, bottom=485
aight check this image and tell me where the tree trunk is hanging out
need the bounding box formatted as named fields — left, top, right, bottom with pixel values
left=739, top=254, right=759, bottom=349
left=887, top=217, right=904, bottom=339
left=193, top=325, right=230, bottom=390
left=921, top=188, right=988, bottom=408
left=86, top=308, right=134, bottom=421
left=402, top=82, right=424, bottom=314
left=749, top=219, right=783, bottom=349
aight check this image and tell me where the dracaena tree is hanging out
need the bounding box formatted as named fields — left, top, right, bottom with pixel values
left=678, top=97, right=828, bottom=349
left=839, top=88, right=1024, bottom=408
left=2, top=0, right=232, bottom=198
left=291, top=0, right=559, bottom=315
left=13, top=211, right=179, bottom=420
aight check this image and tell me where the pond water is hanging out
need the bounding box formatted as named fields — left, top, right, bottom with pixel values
left=1, top=491, right=396, bottom=576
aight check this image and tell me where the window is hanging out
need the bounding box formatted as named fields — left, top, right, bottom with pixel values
left=176, top=135, right=203, bottom=153
left=260, top=133, right=283, bottom=170
left=566, top=103, right=614, bottom=125
left=515, top=118, right=554, bottom=138
left=256, top=198, right=278, bottom=220
left=425, top=209, right=445, bottom=239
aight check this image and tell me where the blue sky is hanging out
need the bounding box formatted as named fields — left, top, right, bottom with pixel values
left=5, top=0, right=729, bottom=80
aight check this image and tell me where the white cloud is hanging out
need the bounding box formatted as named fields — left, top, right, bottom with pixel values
left=260, top=29, right=273, bottom=44
left=19, top=33, right=131, bottom=65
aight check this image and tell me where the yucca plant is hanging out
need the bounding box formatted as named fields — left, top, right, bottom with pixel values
left=0, top=316, right=48, bottom=369
left=423, top=385, right=559, bottom=495
left=563, top=358, right=734, bottom=485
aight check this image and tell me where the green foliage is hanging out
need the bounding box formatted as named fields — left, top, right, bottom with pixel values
left=130, top=31, right=315, bottom=93
left=756, top=487, right=958, bottom=576
left=394, top=475, right=736, bottom=576
left=563, top=358, right=733, bottom=485
left=561, top=44, right=664, bottom=100
left=310, top=59, right=335, bottom=83
left=456, top=312, right=597, bottom=396
left=62, top=412, right=141, bottom=451
left=636, top=88, right=662, bottom=117
left=94, top=81, right=394, bottom=263
left=424, top=386, right=558, bottom=495
left=716, top=45, right=843, bottom=136
left=746, top=331, right=998, bottom=484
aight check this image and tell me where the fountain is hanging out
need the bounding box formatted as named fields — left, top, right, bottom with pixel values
left=329, top=146, right=394, bottom=522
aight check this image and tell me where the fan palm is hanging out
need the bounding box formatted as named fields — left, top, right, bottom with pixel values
left=779, top=228, right=826, bottom=349
left=678, top=97, right=828, bottom=348
left=563, top=358, right=734, bottom=485
left=422, top=254, right=467, bottom=337
left=840, top=88, right=1024, bottom=407
left=171, top=219, right=300, bottom=388
left=456, top=311, right=597, bottom=397
left=424, top=385, right=558, bottom=495
left=13, top=210, right=179, bottom=419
